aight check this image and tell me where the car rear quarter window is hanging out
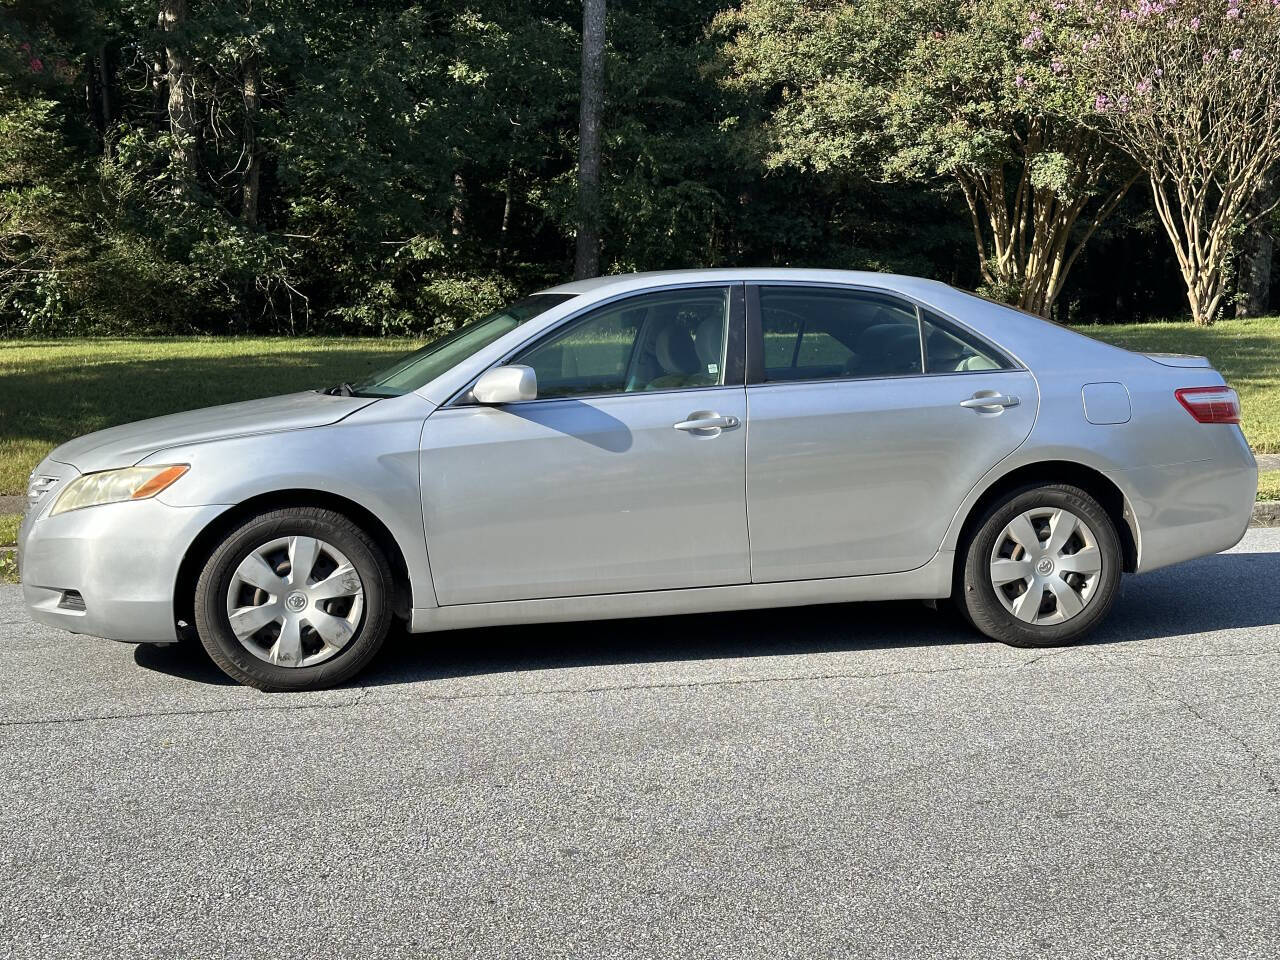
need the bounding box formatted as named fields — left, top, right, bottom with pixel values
left=920, top=311, right=1011, bottom=373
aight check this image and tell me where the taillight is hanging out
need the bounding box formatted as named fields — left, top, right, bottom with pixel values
left=1175, top=386, right=1241, bottom=424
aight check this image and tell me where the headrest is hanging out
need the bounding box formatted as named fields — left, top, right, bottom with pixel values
left=856, top=323, right=920, bottom=372
left=655, top=325, right=700, bottom=375
left=857, top=323, right=916, bottom=354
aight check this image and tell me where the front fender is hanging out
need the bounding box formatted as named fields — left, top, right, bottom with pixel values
left=144, top=393, right=438, bottom=610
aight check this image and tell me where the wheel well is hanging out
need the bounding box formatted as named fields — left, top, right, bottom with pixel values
left=173, top=489, right=413, bottom=636
left=954, top=461, right=1139, bottom=576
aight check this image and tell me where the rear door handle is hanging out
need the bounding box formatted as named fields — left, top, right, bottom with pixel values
left=674, top=413, right=739, bottom=432
left=960, top=393, right=1020, bottom=410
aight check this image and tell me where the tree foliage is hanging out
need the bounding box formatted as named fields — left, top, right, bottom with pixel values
left=717, top=0, right=1137, bottom=316
left=1035, top=0, right=1280, bottom=325
left=0, top=0, right=1272, bottom=336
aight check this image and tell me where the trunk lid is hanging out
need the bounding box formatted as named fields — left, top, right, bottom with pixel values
left=1143, top=352, right=1212, bottom=369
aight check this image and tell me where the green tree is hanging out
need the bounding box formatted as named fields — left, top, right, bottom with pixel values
left=717, top=0, right=1134, bottom=316
left=0, top=0, right=1014, bottom=336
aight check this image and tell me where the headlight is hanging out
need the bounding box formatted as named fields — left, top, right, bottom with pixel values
left=49, top=465, right=189, bottom=516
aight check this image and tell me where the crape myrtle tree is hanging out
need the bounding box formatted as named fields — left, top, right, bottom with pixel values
left=1035, top=0, right=1280, bottom=325
left=717, top=0, right=1135, bottom=316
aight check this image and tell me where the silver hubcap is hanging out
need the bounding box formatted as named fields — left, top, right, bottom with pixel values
left=225, top=536, right=364, bottom=668
left=989, top=508, right=1102, bottom=626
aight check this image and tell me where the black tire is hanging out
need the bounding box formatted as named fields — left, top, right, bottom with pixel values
left=193, top=507, right=394, bottom=691
left=960, top=484, right=1122, bottom=648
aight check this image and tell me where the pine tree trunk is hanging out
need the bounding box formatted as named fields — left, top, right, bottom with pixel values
left=157, top=0, right=198, bottom=182
left=497, top=163, right=514, bottom=266
left=573, top=0, right=605, bottom=280
left=241, top=52, right=261, bottom=226
left=451, top=172, right=466, bottom=237
left=96, top=44, right=114, bottom=157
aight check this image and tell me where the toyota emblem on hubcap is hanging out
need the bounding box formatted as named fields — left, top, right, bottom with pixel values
left=286, top=592, right=308, bottom=612
left=1036, top=557, right=1054, bottom=575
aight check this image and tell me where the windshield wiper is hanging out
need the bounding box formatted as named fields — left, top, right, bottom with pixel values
left=324, top=382, right=357, bottom=397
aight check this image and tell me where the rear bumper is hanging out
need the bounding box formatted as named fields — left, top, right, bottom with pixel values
left=19, top=498, right=228, bottom=643
left=1122, top=440, right=1257, bottom=574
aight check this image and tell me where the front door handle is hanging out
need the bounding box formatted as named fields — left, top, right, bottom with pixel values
left=674, top=413, right=739, bottom=432
left=960, top=393, right=1020, bottom=410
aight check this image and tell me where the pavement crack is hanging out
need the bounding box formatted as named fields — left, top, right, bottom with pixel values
left=0, top=690, right=374, bottom=729
left=1087, top=650, right=1279, bottom=798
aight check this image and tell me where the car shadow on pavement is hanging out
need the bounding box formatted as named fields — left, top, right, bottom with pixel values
left=132, top=549, right=1280, bottom=689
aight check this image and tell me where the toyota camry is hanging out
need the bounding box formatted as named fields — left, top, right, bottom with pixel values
left=17, top=269, right=1258, bottom=690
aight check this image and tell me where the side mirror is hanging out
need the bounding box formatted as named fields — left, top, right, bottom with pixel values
left=472, top=364, right=537, bottom=404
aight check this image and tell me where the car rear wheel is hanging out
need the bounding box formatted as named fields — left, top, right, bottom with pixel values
left=194, top=507, right=394, bottom=690
left=960, top=484, right=1121, bottom=648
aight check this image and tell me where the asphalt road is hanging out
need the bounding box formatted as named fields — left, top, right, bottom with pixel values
left=2, top=532, right=1279, bottom=959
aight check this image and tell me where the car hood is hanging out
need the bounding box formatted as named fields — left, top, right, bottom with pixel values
left=46, top=391, right=378, bottom=474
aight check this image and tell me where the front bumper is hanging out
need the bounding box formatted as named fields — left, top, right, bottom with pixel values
left=20, top=492, right=229, bottom=643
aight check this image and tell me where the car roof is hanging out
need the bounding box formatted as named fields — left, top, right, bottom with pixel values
left=539, top=268, right=953, bottom=299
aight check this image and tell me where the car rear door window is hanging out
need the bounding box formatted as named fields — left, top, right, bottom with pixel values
left=757, top=287, right=923, bottom=382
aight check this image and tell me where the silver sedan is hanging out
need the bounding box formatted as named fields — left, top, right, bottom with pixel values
left=18, top=270, right=1258, bottom=690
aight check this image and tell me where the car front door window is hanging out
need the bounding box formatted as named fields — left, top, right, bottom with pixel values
left=515, top=288, right=732, bottom=399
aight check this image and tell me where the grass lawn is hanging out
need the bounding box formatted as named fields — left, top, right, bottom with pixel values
left=0, top=336, right=416, bottom=497
left=0, top=513, right=15, bottom=583
left=1259, top=470, right=1280, bottom=502
left=1080, top=315, right=1280, bottom=453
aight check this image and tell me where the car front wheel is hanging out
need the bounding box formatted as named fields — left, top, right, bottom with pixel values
left=960, top=484, right=1122, bottom=647
left=194, top=506, right=394, bottom=690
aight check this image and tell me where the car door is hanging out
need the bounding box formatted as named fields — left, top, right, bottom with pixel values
left=420, top=284, right=750, bottom=605
left=744, top=284, right=1036, bottom=582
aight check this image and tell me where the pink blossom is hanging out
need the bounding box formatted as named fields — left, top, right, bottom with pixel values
left=1021, top=26, right=1044, bottom=48
left=28, top=57, right=42, bottom=73
left=1229, top=48, right=1243, bottom=60
left=1016, top=73, right=1029, bottom=88
left=1136, top=78, right=1153, bottom=94
left=19, top=41, right=29, bottom=51
left=1189, top=15, right=1201, bottom=29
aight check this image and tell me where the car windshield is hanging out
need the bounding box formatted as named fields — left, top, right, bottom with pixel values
left=346, top=294, right=576, bottom=397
